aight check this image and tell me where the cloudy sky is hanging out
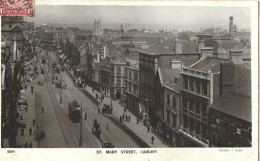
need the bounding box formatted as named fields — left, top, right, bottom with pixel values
left=26, top=5, right=251, bottom=31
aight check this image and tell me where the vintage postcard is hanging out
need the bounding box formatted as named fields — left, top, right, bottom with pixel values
left=0, top=0, right=258, bottom=161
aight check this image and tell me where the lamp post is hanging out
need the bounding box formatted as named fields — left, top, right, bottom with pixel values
left=79, top=100, right=83, bottom=146
left=60, top=71, right=62, bottom=104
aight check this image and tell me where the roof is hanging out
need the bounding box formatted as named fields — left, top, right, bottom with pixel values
left=122, top=31, right=169, bottom=38
left=217, top=39, right=243, bottom=50
left=234, top=64, right=251, bottom=97
left=159, top=55, right=200, bottom=69
left=139, top=40, right=199, bottom=55
left=159, top=68, right=181, bottom=92
left=191, top=57, right=231, bottom=73
left=182, top=40, right=199, bottom=54
left=211, top=95, right=251, bottom=122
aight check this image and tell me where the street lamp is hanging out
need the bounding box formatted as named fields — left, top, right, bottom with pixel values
left=60, top=71, right=62, bottom=104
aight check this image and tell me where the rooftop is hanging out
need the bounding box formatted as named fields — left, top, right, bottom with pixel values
left=211, top=94, right=251, bottom=122
left=139, top=40, right=199, bottom=55
left=191, top=57, right=230, bottom=73
left=159, top=68, right=181, bottom=92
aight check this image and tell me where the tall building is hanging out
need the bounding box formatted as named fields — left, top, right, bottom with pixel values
left=94, top=19, right=102, bottom=35
left=138, top=39, right=201, bottom=128
left=125, top=60, right=139, bottom=115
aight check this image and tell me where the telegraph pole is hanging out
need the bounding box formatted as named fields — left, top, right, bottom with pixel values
left=79, top=100, right=83, bottom=146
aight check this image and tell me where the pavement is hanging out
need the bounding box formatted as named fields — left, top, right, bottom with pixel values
left=83, top=86, right=168, bottom=148
left=16, top=58, right=39, bottom=148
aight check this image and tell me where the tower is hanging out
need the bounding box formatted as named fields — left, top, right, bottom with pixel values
left=94, top=19, right=101, bottom=35
left=229, top=16, right=234, bottom=39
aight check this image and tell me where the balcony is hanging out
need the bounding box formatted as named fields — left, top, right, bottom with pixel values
left=181, top=67, right=210, bottom=80
left=179, top=126, right=209, bottom=147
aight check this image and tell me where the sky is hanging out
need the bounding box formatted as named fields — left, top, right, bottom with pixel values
left=26, top=5, right=251, bottom=31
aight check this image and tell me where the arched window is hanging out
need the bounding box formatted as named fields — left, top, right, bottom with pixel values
left=235, top=122, right=241, bottom=135
left=215, top=114, right=220, bottom=125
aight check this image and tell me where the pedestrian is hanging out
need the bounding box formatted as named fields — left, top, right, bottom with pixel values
left=29, top=127, right=32, bottom=135
left=98, top=108, right=100, bottom=114
left=41, top=107, right=44, bottom=113
left=147, top=126, right=150, bottom=133
left=125, top=115, right=128, bottom=122
left=84, top=113, right=87, bottom=120
left=129, top=115, right=131, bottom=122
left=33, top=119, right=36, bottom=126
left=137, top=118, right=139, bottom=124
left=31, top=86, right=33, bottom=95
left=29, top=141, right=32, bottom=148
left=120, top=116, right=122, bottom=123
left=122, top=114, right=125, bottom=121
left=124, top=108, right=126, bottom=112
left=24, top=141, right=28, bottom=148
left=21, top=128, right=24, bottom=136
left=151, top=136, right=155, bottom=144
left=96, top=94, right=98, bottom=99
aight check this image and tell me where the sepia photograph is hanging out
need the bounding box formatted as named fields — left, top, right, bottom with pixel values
left=0, top=0, right=258, bottom=160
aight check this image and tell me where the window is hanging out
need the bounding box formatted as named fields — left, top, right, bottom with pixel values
left=235, top=123, right=241, bottom=135
left=172, top=96, right=176, bottom=107
left=202, top=103, right=207, bottom=117
left=190, top=78, right=194, bottom=92
left=129, top=83, right=131, bottom=92
left=167, top=93, right=170, bottom=105
left=195, top=120, right=200, bottom=134
left=134, top=73, right=138, bottom=81
left=196, top=80, right=200, bottom=94
left=183, top=114, right=188, bottom=128
left=182, top=96, right=188, bottom=109
left=215, top=115, right=220, bottom=125
left=184, top=77, right=188, bottom=89
left=202, top=81, right=208, bottom=96
left=116, top=67, right=121, bottom=74
left=166, top=109, right=170, bottom=123
left=189, top=118, right=194, bottom=132
left=172, top=113, right=176, bottom=128
left=116, top=77, right=120, bottom=86
left=223, top=118, right=230, bottom=129
left=195, top=101, right=200, bottom=114
left=125, top=69, right=128, bottom=78
left=134, top=85, right=138, bottom=95
left=129, top=70, right=132, bottom=79
left=189, top=99, right=194, bottom=112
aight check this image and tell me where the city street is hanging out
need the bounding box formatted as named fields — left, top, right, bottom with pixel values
left=30, top=49, right=140, bottom=148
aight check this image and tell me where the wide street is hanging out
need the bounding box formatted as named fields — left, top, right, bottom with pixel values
left=31, top=48, right=140, bottom=148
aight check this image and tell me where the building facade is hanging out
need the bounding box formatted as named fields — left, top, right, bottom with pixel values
left=125, top=61, right=139, bottom=115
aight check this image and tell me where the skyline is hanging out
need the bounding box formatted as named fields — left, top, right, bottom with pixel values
left=26, top=5, right=251, bottom=32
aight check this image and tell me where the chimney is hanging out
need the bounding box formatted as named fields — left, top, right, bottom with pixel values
left=229, top=16, right=234, bottom=40
left=201, top=47, right=213, bottom=59
left=198, top=40, right=204, bottom=53
left=170, top=60, right=181, bottom=69
left=175, top=39, right=182, bottom=54
left=229, top=50, right=243, bottom=64
left=220, top=62, right=234, bottom=97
